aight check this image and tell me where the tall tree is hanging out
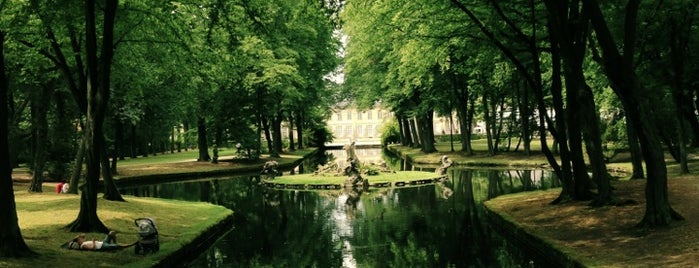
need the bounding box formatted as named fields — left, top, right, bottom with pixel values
left=585, top=0, right=683, bottom=227
left=0, top=6, right=35, bottom=255
left=544, top=0, right=613, bottom=205
left=67, top=0, right=118, bottom=232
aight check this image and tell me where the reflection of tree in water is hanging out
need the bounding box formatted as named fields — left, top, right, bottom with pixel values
left=229, top=188, right=343, bottom=267
left=126, top=163, right=559, bottom=267
left=462, top=170, right=495, bottom=266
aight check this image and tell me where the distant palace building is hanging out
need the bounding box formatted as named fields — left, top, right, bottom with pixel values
left=326, top=106, right=391, bottom=146
left=326, top=105, right=469, bottom=147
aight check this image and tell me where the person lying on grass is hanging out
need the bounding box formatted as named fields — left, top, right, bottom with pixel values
left=64, top=231, right=137, bottom=251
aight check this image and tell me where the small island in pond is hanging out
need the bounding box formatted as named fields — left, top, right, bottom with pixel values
left=262, top=142, right=452, bottom=190
left=262, top=170, right=447, bottom=190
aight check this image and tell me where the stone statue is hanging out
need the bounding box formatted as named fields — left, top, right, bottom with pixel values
left=343, top=140, right=359, bottom=165
left=435, top=155, right=453, bottom=175
left=261, top=160, right=280, bottom=179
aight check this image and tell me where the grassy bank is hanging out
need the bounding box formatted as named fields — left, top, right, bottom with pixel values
left=3, top=185, right=232, bottom=268
left=115, top=148, right=315, bottom=178
left=5, top=147, right=320, bottom=267
left=387, top=141, right=552, bottom=168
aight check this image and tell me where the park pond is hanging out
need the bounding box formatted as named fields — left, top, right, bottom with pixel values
left=121, top=148, right=560, bottom=267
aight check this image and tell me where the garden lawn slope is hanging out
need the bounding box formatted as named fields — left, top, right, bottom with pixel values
left=1, top=185, right=233, bottom=268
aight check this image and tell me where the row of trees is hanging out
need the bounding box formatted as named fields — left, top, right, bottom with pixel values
left=341, top=0, right=698, bottom=228
left=0, top=0, right=341, bottom=257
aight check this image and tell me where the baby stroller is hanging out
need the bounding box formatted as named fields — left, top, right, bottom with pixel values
left=134, top=217, right=160, bottom=254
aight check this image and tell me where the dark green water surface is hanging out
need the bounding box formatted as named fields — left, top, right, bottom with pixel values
left=122, top=149, right=559, bottom=267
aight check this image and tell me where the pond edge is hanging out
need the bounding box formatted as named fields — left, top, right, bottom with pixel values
left=483, top=202, right=585, bottom=268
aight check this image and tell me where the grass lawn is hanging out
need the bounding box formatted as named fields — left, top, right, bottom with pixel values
left=116, top=147, right=313, bottom=167
left=113, top=148, right=316, bottom=178
left=2, top=185, right=232, bottom=268
left=388, top=140, right=552, bottom=168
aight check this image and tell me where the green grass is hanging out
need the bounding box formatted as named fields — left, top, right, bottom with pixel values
left=112, top=148, right=315, bottom=178
left=116, top=148, right=232, bottom=166
left=269, top=171, right=443, bottom=185
left=2, top=185, right=232, bottom=268
left=388, top=140, right=551, bottom=168
left=116, top=147, right=314, bottom=167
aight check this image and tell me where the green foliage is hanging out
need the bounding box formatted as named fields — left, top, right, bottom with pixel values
left=380, top=118, right=401, bottom=146
left=306, top=125, right=333, bottom=147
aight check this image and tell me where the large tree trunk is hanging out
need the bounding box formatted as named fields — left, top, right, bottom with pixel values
left=547, top=27, right=575, bottom=203
left=67, top=0, right=117, bottom=233
left=578, top=81, right=612, bottom=205
left=452, top=77, right=472, bottom=154
left=417, top=111, right=436, bottom=153
left=196, top=116, right=210, bottom=161
left=545, top=1, right=599, bottom=202
left=586, top=0, right=682, bottom=227
left=261, top=115, right=274, bottom=155
left=68, top=133, right=85, bottom=195
left=0, top=30, right=35, bottom=258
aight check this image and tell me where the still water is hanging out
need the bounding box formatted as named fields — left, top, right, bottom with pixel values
left=122, top=149, right=559, bottom=267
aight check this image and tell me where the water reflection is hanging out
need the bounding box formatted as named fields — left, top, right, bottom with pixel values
left=121, top=149, right=559, bottom=267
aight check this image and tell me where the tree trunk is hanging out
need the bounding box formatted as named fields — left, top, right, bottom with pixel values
left=68, top=133, right=86, bottom=195
left=101, top=144, right=124, bottom=201
left=586, top=0, right=682, bottom=227
left=547, top=26, right=575, bottom=202
left=545, top=1, right=598, bottom=201
left=28, top=84, right=52, bottom=192
left=493, top=97, right=505, bottom=153
left=271, top=112, right=283, bottom=157
left=67, top=0, right=117, bottom=233
left=296, top=111, right=304, bottom=149
left=625, top=115, right=645, bottom=179
left=288, top=114, right=295, bottom=151
left=197, top=116, right=210, bottom=161
left=400, top=116, right=412, bottom=146
left=448, top=112, right=455, bottom=152
left=466, top=96, right=475, bottom=151
left=417, top=111, right=436, bottom=153
left=261, top=116, right=274, bottom=155
left=408, top=117, right=420, bottom=148
left=0, top=30, right=35, bottom=258
left=482, top=94, right=494, bottom=156
left=455, top=106, right=471, bottom=154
